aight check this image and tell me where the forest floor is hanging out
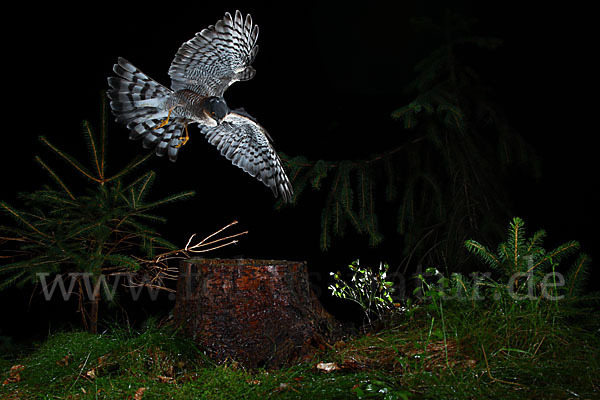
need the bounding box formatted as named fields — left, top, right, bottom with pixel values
left=1, top=300, right=599, bottom=400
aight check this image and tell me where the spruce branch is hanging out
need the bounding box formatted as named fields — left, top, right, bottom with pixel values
left=0, top=202, right=52, bottom=240
left=82, top=120, right=104, bottom=181
left=105, top=152, right=154, bottom=183
left=34, top=156, right=75, bottom=200
left=466, top=217, right=593, bottom=302
left=464, top=239, right=499, bottom=269
left=1, top=96, right=197, bottom=331
left=39, top=136, right=101, bottom=183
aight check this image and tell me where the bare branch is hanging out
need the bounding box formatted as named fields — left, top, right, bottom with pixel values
left=125, top=221, right=248, bottom=292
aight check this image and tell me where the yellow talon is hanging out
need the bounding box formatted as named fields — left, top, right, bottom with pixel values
left=175, top=123, right=190, bottom=148
left=154, top=108, right=174, bottom=130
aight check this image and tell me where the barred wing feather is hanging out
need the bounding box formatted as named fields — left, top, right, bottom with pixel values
left=199, top=112, right=293, bottom=202
left=168, top=10, right=259, bottom=97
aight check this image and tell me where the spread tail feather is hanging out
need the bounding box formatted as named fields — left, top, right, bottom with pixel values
left=107, top=57, right=184, bottom=161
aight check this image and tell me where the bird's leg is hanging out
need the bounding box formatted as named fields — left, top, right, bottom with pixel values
left=154, top=107, right=175, bottom=130
left=175, top=123, right=190, bottom=148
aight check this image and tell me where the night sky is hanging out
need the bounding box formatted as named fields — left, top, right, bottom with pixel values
left=1, top=1, right=597, bottom=336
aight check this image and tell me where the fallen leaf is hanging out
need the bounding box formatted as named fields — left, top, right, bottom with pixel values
left=134, top=387, right=147, bottom=400
left=85, top=368, right=96, bottom=380
left=156, top=375, right=175, bottom=383
left=315, top=362, right=340, bottom=373
left=97, top=354, right=108, bottom=367
left=56, top=355, right=70, bottom=366
left=8, top=365, right=24, bottom=373
left=2, top=365, right=25, bottom=385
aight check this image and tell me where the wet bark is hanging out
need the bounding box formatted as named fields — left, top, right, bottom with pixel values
left=173, top=258, right=343, bottom=368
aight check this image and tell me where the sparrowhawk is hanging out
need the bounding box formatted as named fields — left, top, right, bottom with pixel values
left=107, top=10, right=293, bottom=202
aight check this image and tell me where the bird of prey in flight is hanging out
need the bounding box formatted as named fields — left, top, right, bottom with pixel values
left=107, top=10, right=293, bottom=202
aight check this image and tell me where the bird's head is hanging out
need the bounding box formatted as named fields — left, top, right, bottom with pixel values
left=205, top=97, right=230, bottom=125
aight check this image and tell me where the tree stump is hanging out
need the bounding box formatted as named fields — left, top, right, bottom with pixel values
left=173, top=258, right=342, bottom=368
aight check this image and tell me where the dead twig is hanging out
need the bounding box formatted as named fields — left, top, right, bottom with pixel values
left=126, top=221, right=248, bottom=292
left=153, top=220, right=247, bottom=262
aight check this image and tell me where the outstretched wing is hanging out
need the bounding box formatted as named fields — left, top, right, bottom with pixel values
left=199, top=111, right=293, bottom=202
left=169, top=10, right=259, bottom=97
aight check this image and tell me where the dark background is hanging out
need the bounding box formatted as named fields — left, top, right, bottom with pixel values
left=1, top=1, right=597, bottom=340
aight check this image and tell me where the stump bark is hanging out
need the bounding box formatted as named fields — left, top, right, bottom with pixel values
left=173, top=258, right=342, bottom=368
